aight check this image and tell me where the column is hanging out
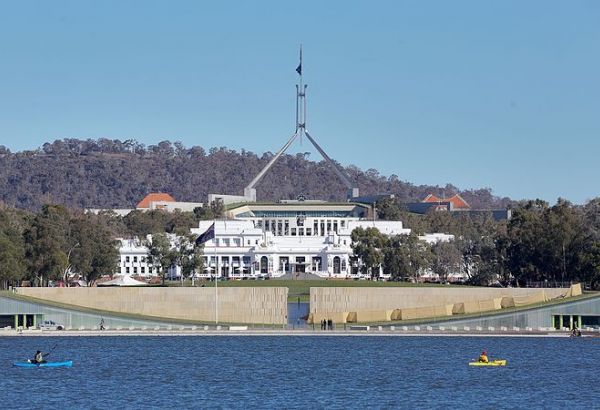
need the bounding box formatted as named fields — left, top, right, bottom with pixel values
left=569, top=315, right=574, bottom=330
left=559, top=315, right=563, bottom=329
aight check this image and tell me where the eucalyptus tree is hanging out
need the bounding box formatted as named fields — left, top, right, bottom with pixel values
left=23, top=205, right=71, bottom=286
left=383, top=233, right=432, bottom=281
left=0, top=208, right=27, bottom=288
left=172, top=234, right=204, bottom=285
left=351, top=227, right=387, bottom=278
left=144, top=233, right=176, bottom=285
left=431, top=240, right=462, bottom=283
left=70, top=213, right=120, bottom=285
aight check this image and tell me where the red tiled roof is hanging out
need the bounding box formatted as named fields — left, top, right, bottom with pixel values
left=421, top=193, right=470, bottom=210
left=422, top=194, right=442, bottom=203
left=446, top=194, right=470, bottom=210
left=136, top=193, right=176, bottom=209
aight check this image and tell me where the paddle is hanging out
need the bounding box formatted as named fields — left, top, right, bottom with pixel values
left=45, top=344, right=58, bottom=358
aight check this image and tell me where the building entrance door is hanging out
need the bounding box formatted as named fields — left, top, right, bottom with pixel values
left=296, top=257, right=306, bottom=274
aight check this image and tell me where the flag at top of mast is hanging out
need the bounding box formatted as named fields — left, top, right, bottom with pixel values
left=296, top=45, right=302, bottom=76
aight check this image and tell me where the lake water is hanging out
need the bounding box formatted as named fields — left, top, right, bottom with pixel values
left=1, top=336, right=599, bottom=409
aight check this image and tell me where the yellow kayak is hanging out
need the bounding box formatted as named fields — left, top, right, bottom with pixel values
left=469, top=360, right=507, bottom=367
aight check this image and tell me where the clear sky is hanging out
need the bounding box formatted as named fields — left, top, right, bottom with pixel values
left=0, top=1, right=598, bottom=204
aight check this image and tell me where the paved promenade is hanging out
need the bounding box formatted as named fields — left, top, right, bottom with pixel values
left=2, top=328, right=598, bottom=338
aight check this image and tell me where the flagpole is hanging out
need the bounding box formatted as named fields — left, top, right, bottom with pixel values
left=214, top=219, right=218, bottom=326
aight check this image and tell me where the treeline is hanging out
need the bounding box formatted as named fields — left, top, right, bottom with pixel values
left=0, top=138, right=510, bottom=210
left=367, top=198, right=600, bottom=289
left=0, top=203, right=221, bottom=289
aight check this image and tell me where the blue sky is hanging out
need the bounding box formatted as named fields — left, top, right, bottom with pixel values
left=0, top=1, right=598, bottom=204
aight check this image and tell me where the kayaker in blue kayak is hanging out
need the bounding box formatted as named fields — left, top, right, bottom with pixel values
left=30, top=350, right=48, bottom=364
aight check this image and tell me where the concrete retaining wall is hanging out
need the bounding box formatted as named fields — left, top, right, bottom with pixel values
left=16, top=287, right=288, bottom=325
left=393, top=304, right=454, bottom=321
left=310, top=287, right=569, bottom=316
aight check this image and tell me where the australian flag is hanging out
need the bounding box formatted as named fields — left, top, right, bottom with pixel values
left=195, top=223, right=215, bottom=246
left=296, top=46, right=302, bottom=75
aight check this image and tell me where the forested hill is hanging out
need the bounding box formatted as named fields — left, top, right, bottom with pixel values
left=0, top=139, right=511, bottom=211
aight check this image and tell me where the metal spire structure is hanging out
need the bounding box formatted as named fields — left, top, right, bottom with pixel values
left=244, top=47, right=359, bottom=201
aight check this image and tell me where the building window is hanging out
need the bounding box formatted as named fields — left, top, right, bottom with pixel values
left=312, top=257, right=322, bottom=272
left=141, top=256, right=145, bottom=263
left=141, top=267, right=145, bottom=274
left=299, top=228, right=304, bottom=236
left=306, top=228, right=312, bottom=236
left=260, top=256, right=268, bottom=274
left=279, top=257, right=289, bottom=273
left=133, top=256, right=138, bottom=263
left=291, top=228, right=297, bottom=236
left=149, top=267, right=153, bottom=274
left=333, top=256, right=341, bottom=274
left=126, top=256, right=130, bottom=263
left=243, top=256, right=251, bottom=274
left=126, top=267, right=130, bottom=274
left=133, top=267, right=137, bottom=274
left=341, top=259, right=347, bottom=272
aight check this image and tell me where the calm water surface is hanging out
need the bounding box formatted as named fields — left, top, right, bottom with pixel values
left=1, top=336, right=599, bottom=409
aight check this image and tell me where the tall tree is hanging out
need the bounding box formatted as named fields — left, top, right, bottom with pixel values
left=23, top=205, right=71, bottom=286
left=70, top=213, right=119, bottom=285
left=144, top=233, right=175, bottom=285
left=431, top=240, right=462, bottom=283
left=383, top=233, right=432, bottom=281
left=351, top=227, right=387, bottom=278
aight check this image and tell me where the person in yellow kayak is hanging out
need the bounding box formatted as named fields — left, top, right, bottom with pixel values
left=478, top=350, right=489, bottom=363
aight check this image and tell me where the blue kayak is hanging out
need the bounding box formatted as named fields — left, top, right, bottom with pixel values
left=13, top=360, right=73, bottom=368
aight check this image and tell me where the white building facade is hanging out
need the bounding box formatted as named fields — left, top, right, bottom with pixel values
left=114, top=203, right=461, bottom=280
left=189, top=203, right=411, bottom=279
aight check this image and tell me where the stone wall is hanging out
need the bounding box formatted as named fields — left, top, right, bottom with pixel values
left=16, top=287, right=288, bottom=325
left=310, top=287, right=571, bottom=319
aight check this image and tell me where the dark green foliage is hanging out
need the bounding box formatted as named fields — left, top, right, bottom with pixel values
left=144, top=233, right=175, bottom=285
left=358, top=198, right=600, bottom=289
left=0, top=207, right=28, bottom=288
left=0, top=205, right=120, bottom=289
left=383, top=233, right=432, bottom=281
left=431, top=240, right=462, bottom=283
left=351, top=227, right=387, bottom=277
